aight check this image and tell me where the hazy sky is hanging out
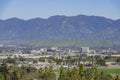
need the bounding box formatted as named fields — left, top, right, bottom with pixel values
left=0, top=0, right=120, bottom=20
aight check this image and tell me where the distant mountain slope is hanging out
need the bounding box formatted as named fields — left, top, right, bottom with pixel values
left=0, top=15, right=120, bottom=41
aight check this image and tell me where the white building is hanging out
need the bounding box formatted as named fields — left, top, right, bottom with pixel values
left=81, top=47, right=89, bottom=53
left=40, top=48, right=47, bottom=52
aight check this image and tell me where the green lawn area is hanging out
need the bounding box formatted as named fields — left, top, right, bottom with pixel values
left=54, top=67, right=120, bottom=75
left=97, top=67, right=120, bottom=75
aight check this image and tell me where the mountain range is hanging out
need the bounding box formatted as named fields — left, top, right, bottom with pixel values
left=0, top=15, right=120, bottom=42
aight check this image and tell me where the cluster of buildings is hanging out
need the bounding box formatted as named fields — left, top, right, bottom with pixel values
left=0, top=46, right=120, bottom=69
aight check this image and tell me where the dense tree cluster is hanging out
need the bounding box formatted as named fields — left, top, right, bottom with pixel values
left=58, top=64, right=120, bottom=80
left=0, top=64, right=119, bottom=80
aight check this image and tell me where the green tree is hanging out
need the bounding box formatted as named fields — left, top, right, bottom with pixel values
left=0, top=72, right=4, bottom=80
left=58, top=67, right=67, bottom=80
left=37, top=67, right=56, bottom=80
left=116, top=58, right=120, bottom=66
left=95, top=56, right=106, bottom=66
left=0, top=63, right=7, bottom=80
left=18, top=55, right=25, bottom=61
left=5, top=57, right=16, bottom=64
left=115, top=75, right=120, bottom=80
left=92, top=67, right=100, bottom=80
left=71, top=67, right=79, bottom=80
left=6, top=65, right=19, bottom=80
left=79, top=64, right=84, bottom=80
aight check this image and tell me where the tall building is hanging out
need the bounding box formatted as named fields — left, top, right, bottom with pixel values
left=81, top=47, right=89, bottom=53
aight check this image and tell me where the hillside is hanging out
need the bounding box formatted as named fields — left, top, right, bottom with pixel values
left=0, top=15, right=120, bottom=47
